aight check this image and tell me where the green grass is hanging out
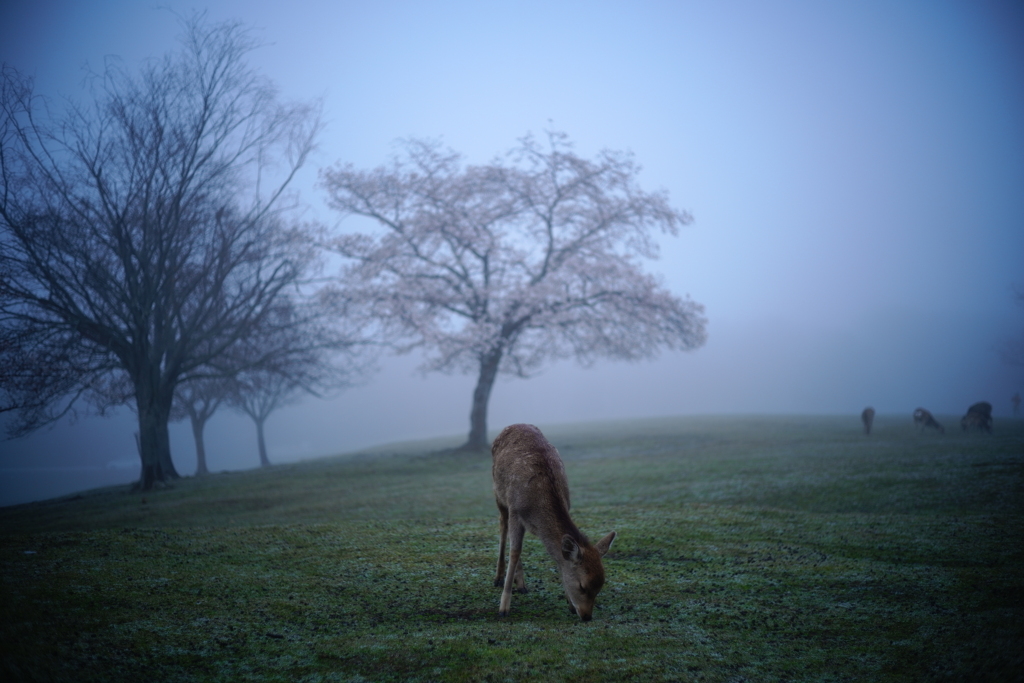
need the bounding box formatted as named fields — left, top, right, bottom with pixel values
left=1, top=415, right=1022, bottom=682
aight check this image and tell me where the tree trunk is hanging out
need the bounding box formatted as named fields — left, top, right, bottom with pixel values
left=158, top=422, right=179, bottom=480
left=190, top=412, right=210, bottom=476
left=463, top=347, right=503, bottom=451
left=137, top=403, right=161, bottom=490
left=135, top=380, right=179, bottom=490
left=136, top=389, right=178, bottom=491
left=256, top=417, right=271, bottom=467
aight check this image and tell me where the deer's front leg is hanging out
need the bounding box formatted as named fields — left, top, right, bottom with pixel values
left=498, top=518, right=524, bottom=617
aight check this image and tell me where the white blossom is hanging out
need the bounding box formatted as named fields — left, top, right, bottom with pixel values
left=320, top=132, right=707, bottom=448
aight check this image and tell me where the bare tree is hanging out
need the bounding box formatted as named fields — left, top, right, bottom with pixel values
left=227, top=370, right=300, bottom=467
left=171, top=378, right=232, bottom=476
left=174, top=290, right=369, bottom=473
left=321, top=133, right=707, bottom=450
left=0, top=16, right=327, bottom=489
left=230, top=291, right=371, bottom=467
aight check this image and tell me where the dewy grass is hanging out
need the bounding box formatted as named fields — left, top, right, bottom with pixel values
left=1, top=415, right=1022, bottom=681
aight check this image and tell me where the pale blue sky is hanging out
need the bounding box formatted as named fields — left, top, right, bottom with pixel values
left=1, top=0, right=1022, bottom=505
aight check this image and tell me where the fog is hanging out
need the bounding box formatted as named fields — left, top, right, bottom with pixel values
left=2, top=0, right=1022, bottom=507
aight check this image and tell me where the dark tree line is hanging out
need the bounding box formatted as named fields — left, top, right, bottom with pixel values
left=0, top=16, right=363, bottom=489
left=2, top=14, right=707, bottom=482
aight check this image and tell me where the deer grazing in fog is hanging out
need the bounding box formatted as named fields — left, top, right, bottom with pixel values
left=861, top=407, right=875, bottom=435
left=961, top=401, right=992, bottom=433
left=491, top=423, right=616, bottom=621
left=913, top=408, right=945, bottom=434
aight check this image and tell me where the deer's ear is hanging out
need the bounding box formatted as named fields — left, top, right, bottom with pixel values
left=595, top=531, right=616, bottom=556
left=561, top=535, right=581, bottom=563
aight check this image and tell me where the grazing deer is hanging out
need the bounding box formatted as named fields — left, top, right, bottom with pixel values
left=861, top=407, right=875, bottom=435
left=913, top=408, right=945, bottom=434
left=491, top=423, right=616, bottom=621
left=961, top=401, right=992, bottom=433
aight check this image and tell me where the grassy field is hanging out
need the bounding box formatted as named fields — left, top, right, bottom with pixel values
left=1, top=414, right=1022, bottom=682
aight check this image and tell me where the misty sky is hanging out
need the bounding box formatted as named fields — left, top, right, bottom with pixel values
left=1, top=0, right=1022, bottom=507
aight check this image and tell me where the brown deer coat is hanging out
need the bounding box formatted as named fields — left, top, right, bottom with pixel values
left=491, top=423, right=615, bottom=620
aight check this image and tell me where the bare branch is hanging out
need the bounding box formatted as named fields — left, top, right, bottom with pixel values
left=0, top=15, right=352, bottom=488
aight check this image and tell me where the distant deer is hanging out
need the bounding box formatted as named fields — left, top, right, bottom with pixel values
left=861, top=407, right=875, bottom=434
left=961, top=402, right=992, bottom=433
left=913, top=408, right=945, bottom=434
left=491, top=423, right=616, bottom=621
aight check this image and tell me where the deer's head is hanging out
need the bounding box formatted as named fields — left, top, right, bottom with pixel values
left=560, top=531, right=616, bottom=621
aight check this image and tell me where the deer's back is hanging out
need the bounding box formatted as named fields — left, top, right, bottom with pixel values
left=492, top=424, right=571, bottom=516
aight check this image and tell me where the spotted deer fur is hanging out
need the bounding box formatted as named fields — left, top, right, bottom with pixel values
left=491, top=423, right=615, bottom=621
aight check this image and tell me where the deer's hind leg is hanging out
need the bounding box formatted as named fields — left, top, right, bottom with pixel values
left=498, top=515, right=526, bottom=616
left=494, top=504, right=509, bottom=587
left=512, top=544, right=526, bottom=593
